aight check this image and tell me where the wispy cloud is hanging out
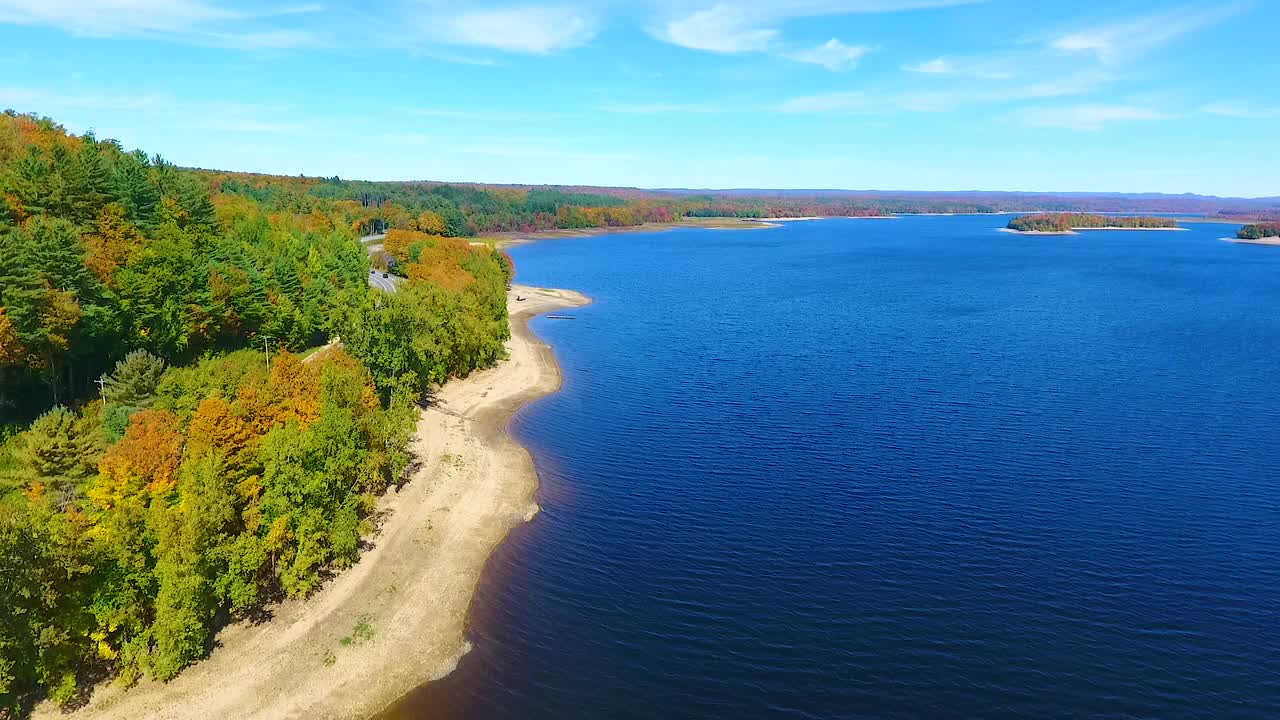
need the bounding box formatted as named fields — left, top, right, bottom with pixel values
left=903, top=57, right=954, bottom=74
left=1200, top=101, right=1280, bottom=119
left=777, top=69, right=1107, bottom=114
left=787, top=39, right=874, bottom=71
left=0, top=0, right=324, bottom=48
left=431, top=6, right=598, bottom=54
left=902, top=55, right=1012, bottom=79
left=659, top=4, right=777, bottom=53
left=0, top=86, right=328, bottom=135
left=656, top=0, right=983, bottom=54
left=1049, top=3, right=1252, bottom=62
left=1008, top=103, right=1174, bottom=131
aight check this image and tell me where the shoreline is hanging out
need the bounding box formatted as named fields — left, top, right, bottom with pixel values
left=492, top=216, right=776, bottom=247
left=1000, top=226, right=1189, bottom=236
left=36, top=284, right=590, bottom=720
left=1223, top=235, right=1280, bottom=246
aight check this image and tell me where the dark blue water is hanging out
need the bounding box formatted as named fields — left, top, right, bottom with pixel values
left=383, top=217, right=1280, bottom=719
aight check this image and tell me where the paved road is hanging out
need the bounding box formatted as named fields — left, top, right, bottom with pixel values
left=360, top=234, right=401, bottom=292
left=367, top=268, right=402, bottom=293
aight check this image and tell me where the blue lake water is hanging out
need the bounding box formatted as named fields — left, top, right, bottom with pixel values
left=382, top=216, right=1280, bottom=719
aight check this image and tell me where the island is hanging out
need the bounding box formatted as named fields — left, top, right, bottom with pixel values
left=1233, top=222, right=1280, bottom=245
left=1004, top=213, right=1182, bottom=234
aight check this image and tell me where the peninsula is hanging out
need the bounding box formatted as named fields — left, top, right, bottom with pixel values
left=1232, top=222, right=1280, bottom=245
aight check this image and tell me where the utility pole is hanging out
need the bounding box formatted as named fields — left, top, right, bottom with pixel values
left=95, top=376, right=107, bottom=397
left=264, top=335, right=272, bottom=373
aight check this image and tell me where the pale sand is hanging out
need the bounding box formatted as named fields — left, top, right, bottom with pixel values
left=1000, top=227, right=1187, bottom=236
left=35, top=284, right=590, bottom=720
left=749, top=216, right=824, bottom=222
left=999, top=228, right=1076, bottom=236
left=1225, top=236, right=1280, bottom=246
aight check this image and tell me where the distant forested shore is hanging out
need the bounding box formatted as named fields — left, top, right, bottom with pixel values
left=197, top=171, right=1280, bottom=234
left=1006, top=213, right=1181, bottom=233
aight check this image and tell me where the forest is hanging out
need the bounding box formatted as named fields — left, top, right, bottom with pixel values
left=200, top=175, right=1280, bottom=233
left=1236, top=222, right=1280, bottom=240
left=1006, top=213, right=1179, bottom=232
left=0, top=112, right=511, bottom=713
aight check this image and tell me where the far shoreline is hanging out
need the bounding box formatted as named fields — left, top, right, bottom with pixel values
left=491, top=214, right=910, bottom=247
left=491, top=217, right=778, bottom=247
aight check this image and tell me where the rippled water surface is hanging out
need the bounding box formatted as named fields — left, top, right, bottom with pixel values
left=382, top=217, right=1280, bottom=719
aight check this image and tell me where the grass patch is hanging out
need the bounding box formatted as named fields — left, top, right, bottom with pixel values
left=336, top=614, right=376, bottom=651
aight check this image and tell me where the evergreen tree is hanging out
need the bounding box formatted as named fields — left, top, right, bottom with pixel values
left=67, top=133, right=115, bottom=226
left=12, top=406, right=99, bottom=501
left=114, top=150, right=159, bottom=229
left=101, top=350, right=166, bottom=408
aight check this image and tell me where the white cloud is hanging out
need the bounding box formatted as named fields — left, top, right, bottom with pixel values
left=437, top=6, right=597, bottom=54
left=1050, top=3, right=1252, bottom=62
left=776, top=69, right=1107, bottom=115
left=1200, top=101, right=1280, bottom=119
left=0, top=86, right=322, bottom=135
left=787, top=39, right=873, bottom=71
left=902, top=55, right=1012, bottom=79
left=0, top=0, right=322, bottom=48
left=0, top=0, right=234, bottom=35
left=903, top=57, right=955, bottom=74
left=1008, top=104, right=1174, bottom=131
left=660, top=4, right=777, bottom=53
left=657, top=0, right=982, bottom=54
left=203, top=29, right=320, bottom=49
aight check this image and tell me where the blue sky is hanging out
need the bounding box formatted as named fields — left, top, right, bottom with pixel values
left=1, top=0, right=1277, bottom=196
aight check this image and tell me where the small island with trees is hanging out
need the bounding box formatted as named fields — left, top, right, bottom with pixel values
left=1232, top=222, right=1280, bottom=245
left=1004, top=213, right=1182, bottom=235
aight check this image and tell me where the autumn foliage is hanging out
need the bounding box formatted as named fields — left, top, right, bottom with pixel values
left=0, top=111, right=511, bottom=710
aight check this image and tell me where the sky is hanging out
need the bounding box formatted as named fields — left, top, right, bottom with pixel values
left=0, top=0, right=1277, bottom=197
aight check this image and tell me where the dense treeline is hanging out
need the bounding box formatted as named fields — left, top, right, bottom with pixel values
left=1237, top=222, right=1280, bottom=239
left=209, top=173, right=679, bottom=236
left=0, top=112, right=512, bottom=712
left=203, top=172, right=1280, bottom=233
left=1007, top=213, right=1179, bottom=232
left=0, top=348, right=416, bottom=707
left=0, top=112, right=369, bottom=420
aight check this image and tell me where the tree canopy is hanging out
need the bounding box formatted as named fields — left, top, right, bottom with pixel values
left=0, top=111, right=513, bottom=712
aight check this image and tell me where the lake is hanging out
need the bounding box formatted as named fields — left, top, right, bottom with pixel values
left=381, top=216, right=1280, bottom=719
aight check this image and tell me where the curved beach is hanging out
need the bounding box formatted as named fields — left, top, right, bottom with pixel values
left=35, top=284, right=590, bottom=720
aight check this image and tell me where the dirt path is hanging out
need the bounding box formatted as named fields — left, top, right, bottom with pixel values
left=36, top=285, right=590, bottom=720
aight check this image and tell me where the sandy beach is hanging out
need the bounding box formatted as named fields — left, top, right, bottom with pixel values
left=1001, top=226, right=1188, bottom=236
left=999, top=227, right=1076, bottom=235
left=1225, top=236, right=1280, bottom=246
left=35, top=284, right=590, bottom=720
